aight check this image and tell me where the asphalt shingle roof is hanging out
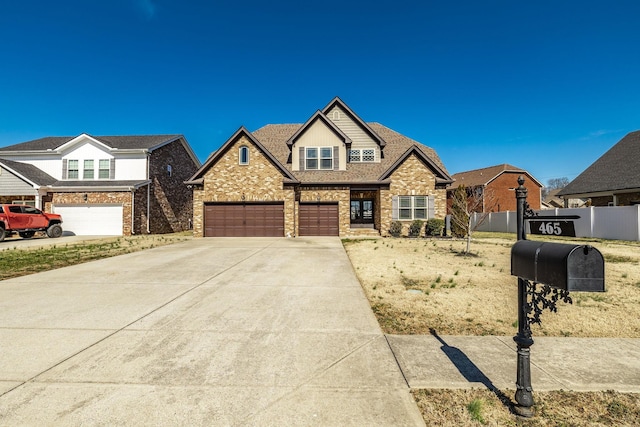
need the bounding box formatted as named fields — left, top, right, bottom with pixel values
left=0, top=135, right=183, bottom=151
left=449, top=164, right=526, bottom=189
left=252, top=122, right=451, bottom=183
left=0, top=158, right=57, bottom=186
left=558, top=130, right=640, bottom=196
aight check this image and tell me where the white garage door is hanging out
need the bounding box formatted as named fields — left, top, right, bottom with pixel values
left=53, top=204, right=123, bottom=236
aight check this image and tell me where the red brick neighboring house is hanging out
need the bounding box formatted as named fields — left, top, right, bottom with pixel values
left=447, top=164, right=543, bottom=213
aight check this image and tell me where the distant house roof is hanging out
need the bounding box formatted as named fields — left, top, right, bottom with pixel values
left=0, top=158, right=57, bottom=186
left=449, top=164, right=542, bottom=189
left=0, top=134, right=185, bottom=152
left=558, top=130, right=640, bottom=197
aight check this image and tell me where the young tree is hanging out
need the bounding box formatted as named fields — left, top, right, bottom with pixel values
left=450, top=185, right=495, bottom=254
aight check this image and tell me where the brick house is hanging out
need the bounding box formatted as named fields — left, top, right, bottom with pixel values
left=186, top=97, right=453, bottom=237
left=447, top=164, right=543, bottom=213
left=558, top=130, right=640, bottom=206
left=0, top=134, right=199, bottom=235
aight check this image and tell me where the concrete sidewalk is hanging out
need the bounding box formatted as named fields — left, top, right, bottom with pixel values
left=0, top=237, right=638, bottom=426
left=387, top=335, right=640, bottom=393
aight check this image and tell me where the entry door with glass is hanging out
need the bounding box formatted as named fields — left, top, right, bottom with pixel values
left=350, top=199, right=374, bottom=224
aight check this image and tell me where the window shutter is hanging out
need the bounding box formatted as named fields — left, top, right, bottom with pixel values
left=62, top=159, right=68, bottom=180
left=333, top=146, right=339, bottom=170
left=110, top=159, right=116, bottom=179
left=392, top=196, right=399, bottom=220
left=299, top=147, right=304, bottom=170
left=428, top=195, right=435, bottom=219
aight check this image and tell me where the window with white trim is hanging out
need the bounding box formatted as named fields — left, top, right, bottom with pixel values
left=239, top=146, right=249, bottom=165
left=83, top=160, right=94, bottom=179
left=393, top=195, right=434, bottom=220
left=349, top=148, right=376, bottom=162
left=99, top=159, right=110, bottom=179
left=305, top=147, right=333, bottom=170
left=68, top=160, right=79, bottom=179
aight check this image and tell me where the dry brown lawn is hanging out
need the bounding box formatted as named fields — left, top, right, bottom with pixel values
left=344, top=233, right=640, bottom=338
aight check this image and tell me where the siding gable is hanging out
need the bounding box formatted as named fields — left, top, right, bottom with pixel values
left=291, top=119, right=346, bottom=171
left=0, top=166, right=37, bottom=196
left=326, top=105, right=380, bottom=161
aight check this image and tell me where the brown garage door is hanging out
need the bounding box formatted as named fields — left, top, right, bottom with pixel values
left=204, top=203, right=284, bottom=237
left=299, top=203, right=339, bottom=236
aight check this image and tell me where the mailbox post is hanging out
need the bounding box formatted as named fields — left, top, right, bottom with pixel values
left=513, top=177, right=534, bottom=416
left=511, top=176, right=605, bottom=417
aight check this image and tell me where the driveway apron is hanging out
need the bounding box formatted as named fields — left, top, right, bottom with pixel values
left=0, top=237, right=425, bottom=426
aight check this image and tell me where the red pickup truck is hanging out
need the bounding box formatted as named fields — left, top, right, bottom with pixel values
left=0, top=204, right=63, bottom=242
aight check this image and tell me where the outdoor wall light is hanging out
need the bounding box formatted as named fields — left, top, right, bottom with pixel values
left=83, top=194, right=88, bottom=202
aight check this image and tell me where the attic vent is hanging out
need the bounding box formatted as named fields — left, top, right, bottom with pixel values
left=332, top=110, right=340, bottom=120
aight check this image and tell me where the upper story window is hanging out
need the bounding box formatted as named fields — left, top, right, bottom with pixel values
left=349, top=148, right=376, bottom=162
left=65, top=158, right=113, bottom=180
left=83, top=160, right=94, bottom=179
left=68, top=160, right=79, bottom=179
left=239, top=146, right=249, bottom=165
left=99, top=159, right=110, bottom=179
left=306, top=147, right=333, bottom=170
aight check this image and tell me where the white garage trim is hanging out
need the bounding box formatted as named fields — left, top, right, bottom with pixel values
left=53, top=204, right=124, bottom=236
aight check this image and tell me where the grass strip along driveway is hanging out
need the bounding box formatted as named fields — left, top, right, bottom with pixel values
left=344, top=232, right=640, bottom=426
left=0, top=233, right=190, bottom=281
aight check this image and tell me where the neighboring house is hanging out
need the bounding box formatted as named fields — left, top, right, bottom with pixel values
left=542, top=188, right=586, bottom=209
left=186, top=97, right=453, bottom=237
left=447, top=164, right=543, bottom=213
left=558, top=130, right=640, bottom=206
left=0, top=134, right=199, bottom=236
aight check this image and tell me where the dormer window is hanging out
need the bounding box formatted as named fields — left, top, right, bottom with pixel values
left=305, top=147, right=333, bottom=170
left=239, top=146, right=249, bottom=165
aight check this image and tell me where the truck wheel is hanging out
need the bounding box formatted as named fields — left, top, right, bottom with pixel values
left=0, top=227, right=5, bottom=242
left=47, top=224, right=63, bottom=238
left=19, top=231, right=35, bottom=239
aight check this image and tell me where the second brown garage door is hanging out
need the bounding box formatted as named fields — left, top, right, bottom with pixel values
left=298, top=203, right=339, bottom=236
left=204, top=203, right=284, bottom=237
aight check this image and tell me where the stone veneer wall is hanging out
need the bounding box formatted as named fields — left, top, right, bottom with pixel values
left=379, top=154, right=447, bottom=236
left=192, top=135, right=295, bottom=237
left=298, top=187, right=350, bottom=236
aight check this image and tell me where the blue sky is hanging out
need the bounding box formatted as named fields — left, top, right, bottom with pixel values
left=1, top=1, right=639, bottom=184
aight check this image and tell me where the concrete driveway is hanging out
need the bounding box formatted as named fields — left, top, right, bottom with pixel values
left=0, top=237, right=425, bottom=426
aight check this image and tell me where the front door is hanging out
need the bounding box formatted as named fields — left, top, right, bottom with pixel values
left=350, top=199, right=374, bottom=224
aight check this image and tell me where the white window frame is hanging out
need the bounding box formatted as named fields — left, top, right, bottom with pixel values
left=349, top=148, right=376, bottom=162
left=83, top=159, right=94, bottom=179
left=98, top=159, right=110, bottom=179
left=393, top=195, right=432, bottom=220
left=239, top=146, right=249, bottom=165
left=68, top=159, right=79, bottom=179
left=306, top=147, right=333, bottom=170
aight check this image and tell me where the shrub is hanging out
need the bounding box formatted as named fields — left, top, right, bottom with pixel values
left=408, top=220, right=424, bottom=237
left=389, top=221, right=403, bottom=237
left=425, top=218, right=445, bottom=236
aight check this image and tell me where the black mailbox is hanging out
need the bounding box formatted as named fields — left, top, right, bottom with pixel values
left=511, top=240, right=605, bottom=292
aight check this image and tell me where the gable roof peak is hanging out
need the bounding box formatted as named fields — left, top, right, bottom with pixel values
left=285, top=110, right=352, bottom=147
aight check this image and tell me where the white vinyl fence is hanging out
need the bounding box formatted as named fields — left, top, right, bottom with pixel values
left=470, top=205, right=640, bottom=241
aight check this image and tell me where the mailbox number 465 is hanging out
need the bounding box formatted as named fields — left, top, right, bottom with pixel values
left=539, top=222, right=562, bottom=235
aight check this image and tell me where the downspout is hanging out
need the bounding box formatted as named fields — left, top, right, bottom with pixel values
left=131, top=189, right=135, bottom=235
left=146, top=152, right=151, bottom=233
